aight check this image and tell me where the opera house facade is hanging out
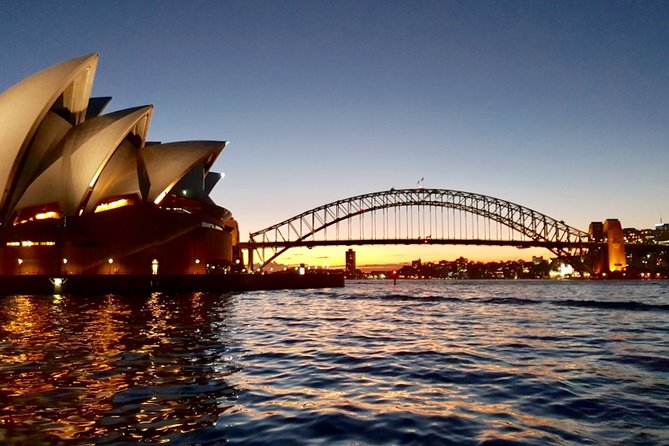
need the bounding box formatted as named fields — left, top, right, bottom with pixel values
left=0, top=53, right=240, bottom=276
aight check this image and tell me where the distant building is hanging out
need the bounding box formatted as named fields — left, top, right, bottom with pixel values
left=656, top=222, right=669, bottom=245
left=623, top=228, right=642, bottom=244
left=345, top=249, right=356, bottom=276
left=640, top=229, right=656, bottom=244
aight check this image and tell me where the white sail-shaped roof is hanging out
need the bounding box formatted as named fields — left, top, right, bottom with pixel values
left=83, top=139, right=144, bottom=213
left=1, top=53, right=231, bottom=225
left=16, top=106, right=153, bottom=216
left=0, top=53, right=98, bottom=217
left=142, top=141, right=226, bottom=204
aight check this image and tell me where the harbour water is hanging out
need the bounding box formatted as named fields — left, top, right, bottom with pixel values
left=1, top=280, right=668, bottom=445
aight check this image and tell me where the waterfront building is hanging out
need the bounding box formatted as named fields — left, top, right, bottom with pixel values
left=640, top=229, right=656, bottom=244
left=0, top=53, right=239, bottom=275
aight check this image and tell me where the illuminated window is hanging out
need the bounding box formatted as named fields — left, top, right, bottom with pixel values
left=7, top=240, right=57, bottom=247
left=35, top=211, right=60, bottom=220
left=94, top=198, right=130, bottom=213
left=13, top=206, right=61, bottom=225
left=165, top=207, right=191, bottom=214
left=201, top=222, right=223, bottom=231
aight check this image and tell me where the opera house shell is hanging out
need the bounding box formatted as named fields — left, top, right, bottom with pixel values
left=0, top=53, right=240, bottom=276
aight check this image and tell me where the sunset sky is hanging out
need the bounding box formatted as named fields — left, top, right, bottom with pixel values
left=1, top=1, right=667, bottom=267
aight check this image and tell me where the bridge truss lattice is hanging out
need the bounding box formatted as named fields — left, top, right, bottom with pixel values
left=245, top=188, right=592, bottom=270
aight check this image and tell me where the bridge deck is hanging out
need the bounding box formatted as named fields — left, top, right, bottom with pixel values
left=238, top=239, right=606, bottom=250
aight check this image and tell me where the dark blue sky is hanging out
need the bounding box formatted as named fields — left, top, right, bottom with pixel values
left=1, top=1, right=667, bottom=261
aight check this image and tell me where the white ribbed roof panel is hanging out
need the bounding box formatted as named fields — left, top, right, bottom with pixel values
left=142, top=141, right=226, bottom=203
left=0, top=53, right=98, bottom=214
left=16, top=106, right=153, bottom=216
left=84, top=139, right=141, bottom=213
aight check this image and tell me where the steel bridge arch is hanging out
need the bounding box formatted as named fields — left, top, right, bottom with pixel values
left=246, top=188, right=591, bottom=270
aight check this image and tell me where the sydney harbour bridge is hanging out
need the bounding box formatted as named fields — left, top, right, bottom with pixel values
left=239, top=188, right=652, bottom=272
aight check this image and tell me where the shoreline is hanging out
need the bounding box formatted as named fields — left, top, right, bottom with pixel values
left=0, top=273, right=344, bottom=296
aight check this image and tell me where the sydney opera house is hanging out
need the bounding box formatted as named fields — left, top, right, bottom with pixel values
left=0, top=53, right=240, bottom=276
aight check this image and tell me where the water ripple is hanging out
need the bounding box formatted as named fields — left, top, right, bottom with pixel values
left=1, top=281, right=668, bottom=444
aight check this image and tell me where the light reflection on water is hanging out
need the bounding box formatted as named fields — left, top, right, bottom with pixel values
left=1, top=292, right=239, bottom=444
left=0, top=281, right=668, bottom=445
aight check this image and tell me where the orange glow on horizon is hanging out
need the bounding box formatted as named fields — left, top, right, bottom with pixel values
left=260, top=245, right=553, bottom=269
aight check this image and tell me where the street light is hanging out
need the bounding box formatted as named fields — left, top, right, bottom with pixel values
left=195, top=259, right=201, bottom=274
left=108, top=258, right=113, bottom=274
left=17, top=258, right=23, bottom=275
